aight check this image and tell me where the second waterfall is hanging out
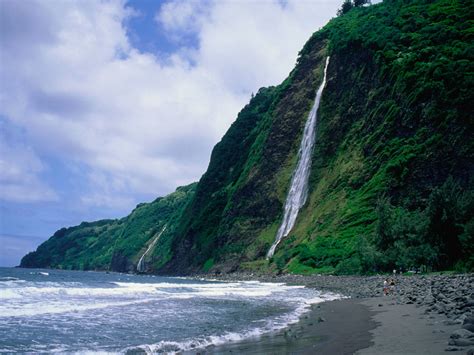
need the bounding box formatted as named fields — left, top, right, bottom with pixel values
left=267, top=57, right=330, bottom=258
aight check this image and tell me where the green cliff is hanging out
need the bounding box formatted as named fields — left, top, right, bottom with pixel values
left=21, top=0, right=473, bottom=274
left=20, top=184, right=196, bottom=272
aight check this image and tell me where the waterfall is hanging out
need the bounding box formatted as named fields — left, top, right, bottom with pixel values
left=267, top=57, right=330, bottom=259
left=137, top=225, right=167, bottom=273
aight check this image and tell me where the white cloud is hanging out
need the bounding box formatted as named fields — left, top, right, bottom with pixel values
left=0, top=0, right=340, bottom=208
left=0, top=140, right=58, bottom=203
left=156, top=0, right=208, bottom=38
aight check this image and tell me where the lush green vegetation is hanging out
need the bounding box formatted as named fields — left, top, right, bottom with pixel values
left=20, top=184, right=196, bottom=271
left=21, top=0, right=473, bottom=275
left=270, top=0, right=473, bottom=274
left=374, top=178, right=473, bottom=272
left=165, top=0, right=472, bottom=274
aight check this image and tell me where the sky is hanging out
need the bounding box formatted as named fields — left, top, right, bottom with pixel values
left=0, top=0, right=343, bottom=266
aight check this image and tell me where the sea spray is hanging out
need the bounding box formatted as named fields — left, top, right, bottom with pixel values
left=137, top=225, right=166, bottom=272
left=267, top=57, right=330, bottom=258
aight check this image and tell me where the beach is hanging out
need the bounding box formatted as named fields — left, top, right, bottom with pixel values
left=1, top=268, right=472, bottom=353
left=205, top=273, right=474, bottom=354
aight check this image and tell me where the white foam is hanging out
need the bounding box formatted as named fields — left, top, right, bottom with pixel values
left=111, top=281, right=304, bottom=298
left=124, top=290, right=342, bottom=354
left=0, top=298, right=157, bottom=317
left=0, top=280, right=306, bottom=317
left=0, top=288, right=23, bottom=299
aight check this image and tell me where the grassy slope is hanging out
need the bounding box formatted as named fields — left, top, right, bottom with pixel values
left=275, top=0, right=473, bottom=274
left=162, top=0, right=473, bottom=275
left=20, top=183, right=196, bottom=271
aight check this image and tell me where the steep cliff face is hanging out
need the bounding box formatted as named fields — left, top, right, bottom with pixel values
left=161, top=40, right=330, bottom=274
left=21, top=0, right=473, bottom=274
left=20, top=184, right=196, bottom=271
left=270, top=0, right=473, bottom=274
left=161, top=0, right=473, bottom=274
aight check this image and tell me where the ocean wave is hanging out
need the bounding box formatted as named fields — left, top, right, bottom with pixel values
left=0, top=298, right=158, bottom=317
left=1, top=280, right=306, bottom=301
left=123, top=291, right=342, bottom=354
left=0, top=279, right=322, bottom=319
left=111, top=281, right=304, bottom=298
left=0, top=277, right=21, bottom=282
left=1, top=277, right=305, bottom=298
left=29, top=271, right=49, bottom=276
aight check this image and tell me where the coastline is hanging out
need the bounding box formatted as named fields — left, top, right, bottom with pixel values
left=9, top=268, right=473, bottom=353
left=198, top=273, right=474, bottom=354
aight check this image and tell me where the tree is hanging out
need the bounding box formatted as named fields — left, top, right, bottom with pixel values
left=354, top=0, right=370, bottom=7
left=426, top=177, right=470, bottom=269
left=337, top=0, right=353, bottom=16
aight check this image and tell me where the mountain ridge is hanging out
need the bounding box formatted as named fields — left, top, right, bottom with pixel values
left=21, top=0, right=474, bottom=274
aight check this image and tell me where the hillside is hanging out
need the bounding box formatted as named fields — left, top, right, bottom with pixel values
left=162, top=0, right=473, bottom=275
left=20, top=184, right=196, bottom=272
left=21, top=0, right=473, bottom=274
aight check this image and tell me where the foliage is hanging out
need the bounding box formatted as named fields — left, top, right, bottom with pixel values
left=353, top=0, right=369, bottom=7
left=20, top=184, right=196, bottom=271
left=373, top=178, right=473, bottom=272
left=337, top=0, right=354, bottom=16
left=274, top=0, right=473, bottom=274
left=157, top=0, right=473, bottom=274
left=337, top=0, right=369, bottom=16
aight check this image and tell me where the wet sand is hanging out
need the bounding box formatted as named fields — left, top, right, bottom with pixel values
left=205, top=298, right=376, bottom=354
left=357, top=297, right=458, bottom=355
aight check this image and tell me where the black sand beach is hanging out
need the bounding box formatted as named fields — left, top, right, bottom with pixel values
left=207, top=299, right=376, bottom=354
left=200, top=274, right=474, bottom=354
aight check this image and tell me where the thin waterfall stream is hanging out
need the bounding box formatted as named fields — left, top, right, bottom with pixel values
left=267, top=57, right=330, bottom=258
left=137, top=225, right=167, bottom=272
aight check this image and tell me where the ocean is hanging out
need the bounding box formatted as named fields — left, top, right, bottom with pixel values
left=0, top=267, right=339, bottom=353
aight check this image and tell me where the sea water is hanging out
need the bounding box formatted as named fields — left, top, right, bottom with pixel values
left=0, top=267, right=339, bottom=353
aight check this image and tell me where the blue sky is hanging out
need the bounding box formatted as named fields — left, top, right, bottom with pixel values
left=0, top=0, right=342, bottom=266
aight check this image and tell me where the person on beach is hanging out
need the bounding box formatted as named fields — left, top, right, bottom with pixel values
left=389, top=278, right=396, bottom=294
left=383, top=278, right=389, bottom=296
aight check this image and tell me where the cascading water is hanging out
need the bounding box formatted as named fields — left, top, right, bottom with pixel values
left=267, top=57, right=330, bottom=259
left=137, top=225, right=167, bottom=273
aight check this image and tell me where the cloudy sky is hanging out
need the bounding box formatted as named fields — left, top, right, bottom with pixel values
left=0, top=0, right=342, bottom=266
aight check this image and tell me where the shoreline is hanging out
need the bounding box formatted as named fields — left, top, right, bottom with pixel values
left=9, top=268, right=474, bottom=353
left=199, top=273, right=474, bottom=354
left=203, top=298, right=376, bottom=355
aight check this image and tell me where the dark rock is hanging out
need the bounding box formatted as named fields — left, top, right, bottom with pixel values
left=449, top=338, right=474, bottom=347
left=450, top=329, right=474, bottom=339
left=464, top=316, right=474, bottom=325
left=445, top=346, right=462, bottom=351
left=463, top=300, right=474, bottom=308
